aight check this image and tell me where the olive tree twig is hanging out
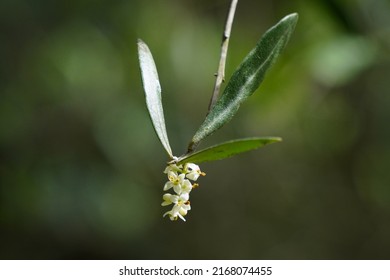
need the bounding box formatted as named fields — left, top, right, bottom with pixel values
left=207, top=0, right=238, bottom=112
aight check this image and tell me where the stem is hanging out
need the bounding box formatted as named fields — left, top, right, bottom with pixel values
left=207, top=0, right=238, bottom=113
left=187, top=0, right=238, bottom=154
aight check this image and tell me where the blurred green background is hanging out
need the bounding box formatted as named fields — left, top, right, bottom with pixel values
left=1, top=0, right=390, bottom=259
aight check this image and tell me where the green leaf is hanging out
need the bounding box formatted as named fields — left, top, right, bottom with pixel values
left=189, top=13, right=298, bottom=151
left=138, top=39, right=173, bottom=158
left=177, top=137, right=282, bottom=164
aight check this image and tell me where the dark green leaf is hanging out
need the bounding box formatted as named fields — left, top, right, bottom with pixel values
left=189, top=13, right=298, bottom=151
left=138, top=39, right=173, bottom=158
left=177, top=137, right=281, bottom=164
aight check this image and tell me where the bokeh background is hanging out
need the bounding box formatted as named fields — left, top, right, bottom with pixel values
left=1, top=0, right=390, bottom=259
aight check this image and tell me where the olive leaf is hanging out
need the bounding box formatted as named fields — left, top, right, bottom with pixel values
left=177, top=137, right=281, bottom=164
left=188, top=13, right=298, bottom=152
left=138, top=39, right=173, bottom=158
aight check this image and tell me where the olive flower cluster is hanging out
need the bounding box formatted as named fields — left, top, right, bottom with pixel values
left=161, top=162, right=205, bottom=221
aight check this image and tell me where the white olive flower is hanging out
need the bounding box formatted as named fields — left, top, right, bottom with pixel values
left=180, top=178, right=193, bottom=194
left=185, top=163, right=206, bottom=181
left=161, top=192, right=189, bottom=206
left=163, top=201, right=191, bottom=221
left=163, top=163, right=182, bottom=174
left=161, top=193, right=176, bottom=206
left=163, top=172, right=192, bottom=194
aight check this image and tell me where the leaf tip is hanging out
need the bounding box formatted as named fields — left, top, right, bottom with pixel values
left=283, top=13, right=299, bottom=25
left=273, top=137, right=283, bottom=142
left=137, top=38, right=148, bottom=52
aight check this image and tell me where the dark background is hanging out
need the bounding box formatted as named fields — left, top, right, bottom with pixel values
left=1, top=0, right=390, bottom=259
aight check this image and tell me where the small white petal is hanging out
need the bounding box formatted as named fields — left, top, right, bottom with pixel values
left=171, top=195, right=179, bottom=204
left=178, top=214, right=186, bottom=221
left=180, top=192, right=189, bottom=202
left=179, top=208, right=187, bottom=216
left=179, top=204, right=190, bottom=216
left=173, top=184, right=182, bottom=195
left=161, top=201, right=171, bottom=206
left=171, top=204, right=181, bottom=217
left=187, top=163, right=200, bottom=172
left=161, top=193, right=172, bottom=206
left=186, top=172, right=199, bottom=181
left=163, top=181, right=174, bottom=191
left=163, top=193, right=172, bottom=199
